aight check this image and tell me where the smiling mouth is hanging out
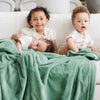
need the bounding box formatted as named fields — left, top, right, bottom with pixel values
left=36, top=25, right=43, bottom=27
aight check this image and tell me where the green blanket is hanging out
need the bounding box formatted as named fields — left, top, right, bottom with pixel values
left=0, top=39, right=100, bottom=100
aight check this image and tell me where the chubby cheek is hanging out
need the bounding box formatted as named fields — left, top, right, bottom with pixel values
left=72, top=22, right=81, bottom=28
left=75, top=25, right=82, bottom=32
left=43, top=19, right=48, bottom=25
left=76, top=23, right=81, bottom=28
left=86, top=24, right=89, bottom=29
left=30, top=21, right=36, bottom=27
left=31, top=46, right=37, bottom=51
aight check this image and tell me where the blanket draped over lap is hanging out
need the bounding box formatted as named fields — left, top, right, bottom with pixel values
left=0, top=39, right=100, bottom=100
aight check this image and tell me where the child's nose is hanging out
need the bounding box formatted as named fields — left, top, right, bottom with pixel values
left=32, top=46, right=37, bottom=51
left=82, top=21, right=85, bottom=24
left=37, top=19, right=41, bottom=23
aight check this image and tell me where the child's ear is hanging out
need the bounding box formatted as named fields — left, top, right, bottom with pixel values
left=30, top=21, right=32, bottom=26
left=46, top=19, right=49, bottom=23
left=72, top=22, right=75, bottom=26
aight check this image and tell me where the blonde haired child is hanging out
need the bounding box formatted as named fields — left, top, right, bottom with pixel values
left=59, top=6, right=100, bottom=55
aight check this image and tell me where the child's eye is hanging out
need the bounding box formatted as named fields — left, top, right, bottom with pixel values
left=78, top=20, right=81, bottom=23
left=40, top=18, right=44, bottom=20
left=33, top=19, right=37, bottom=21
left=84, top=20, right=88, bottom=22
left=36, top=43, right=39, bottom=47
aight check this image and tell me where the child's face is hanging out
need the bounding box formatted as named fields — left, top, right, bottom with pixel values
left=30, top=11, right=48, bottom=32
left=28, top=38, right=47, bottom=52
left=72, top=13, right=90, bottom=33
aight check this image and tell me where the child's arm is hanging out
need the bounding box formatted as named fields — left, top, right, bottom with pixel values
left=52, top=40, right=58, bottom=53
left=11, top=33, right=21, bottom=41
left=90, top=45, right=100, bottom=54
left=16, top=40, right=22, bottom=52
left=59, top=44, right=68, bottom=55
left=67, top=37, right=79, bottom=53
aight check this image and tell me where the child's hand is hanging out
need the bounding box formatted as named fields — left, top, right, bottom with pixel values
left=16, top=40, right=22, bottom=52
left=11, top=33, right=21, bottom=40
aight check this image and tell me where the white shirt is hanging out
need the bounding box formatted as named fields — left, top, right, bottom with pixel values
left=19, top=35, right=32, bottom=48
left=20, top=27, right=56, bottom=40
left=19, top=27, right=56, bottom=48
left=66, top=30, right=93, bottom=48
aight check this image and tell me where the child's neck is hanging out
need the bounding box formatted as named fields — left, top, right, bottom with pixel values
left=77, top=30, right=85, bottom=36
left=36, top=29, right=45, bottom=36
left=80, top=32, right=85, bottom=36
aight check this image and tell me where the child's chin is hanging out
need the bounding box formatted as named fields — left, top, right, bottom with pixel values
left=81, top=28, right=86, bottom=31
left=36, top=26, right=43, bottom=29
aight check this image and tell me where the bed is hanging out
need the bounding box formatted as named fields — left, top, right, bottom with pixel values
left=0, top=12, right=100, bottom=100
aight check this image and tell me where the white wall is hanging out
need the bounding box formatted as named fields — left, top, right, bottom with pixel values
left=36, top=0, right=70, bottom=13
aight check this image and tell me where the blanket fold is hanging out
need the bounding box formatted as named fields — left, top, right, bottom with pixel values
left=0, top=39, right=99, bottom=100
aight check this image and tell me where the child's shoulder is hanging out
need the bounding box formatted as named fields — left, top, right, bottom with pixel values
left=21, top=27, right=31, bottom=31
left=66, top=30, right=79, bottom=40
left=21, top=27, right=35, bottom=33
left=45, top=27, right=56, bottom=33
left=68, top=30, right=78, bottom=37
left=44, top=27, right=56, bottom=40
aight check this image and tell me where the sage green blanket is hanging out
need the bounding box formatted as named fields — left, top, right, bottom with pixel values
left=0, top=39, right=100, bottom=100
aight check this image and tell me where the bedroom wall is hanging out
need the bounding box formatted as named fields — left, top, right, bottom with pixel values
left=36, top=0, right=70, bottom=13
left=13, top=0, right=70, bottom=13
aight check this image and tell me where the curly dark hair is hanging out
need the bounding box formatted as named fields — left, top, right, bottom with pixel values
left=44, top=39, right=55, bottom=53
left=27, top=6, right=50, bottom=27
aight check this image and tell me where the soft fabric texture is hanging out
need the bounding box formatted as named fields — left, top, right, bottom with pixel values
left=19, top=35, right=33, bottom=48
left=21, top=27, right=56, bottom=40
left=0, top=39, right=99, bottom=100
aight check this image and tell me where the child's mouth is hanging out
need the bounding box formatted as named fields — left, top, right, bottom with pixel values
left=28, top=45, right=32, bottom=49
left=28, top=44, right=32, bottom=49
left=36, top=25, right=42, bottom=27
left=81, top=26, right=86, bottom=29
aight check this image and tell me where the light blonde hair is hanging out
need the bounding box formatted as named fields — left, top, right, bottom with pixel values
left=72, top=6, right=90, bottom=22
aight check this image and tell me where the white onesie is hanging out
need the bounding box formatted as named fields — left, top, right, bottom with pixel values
left=66, top=30, right=93, bottom=48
